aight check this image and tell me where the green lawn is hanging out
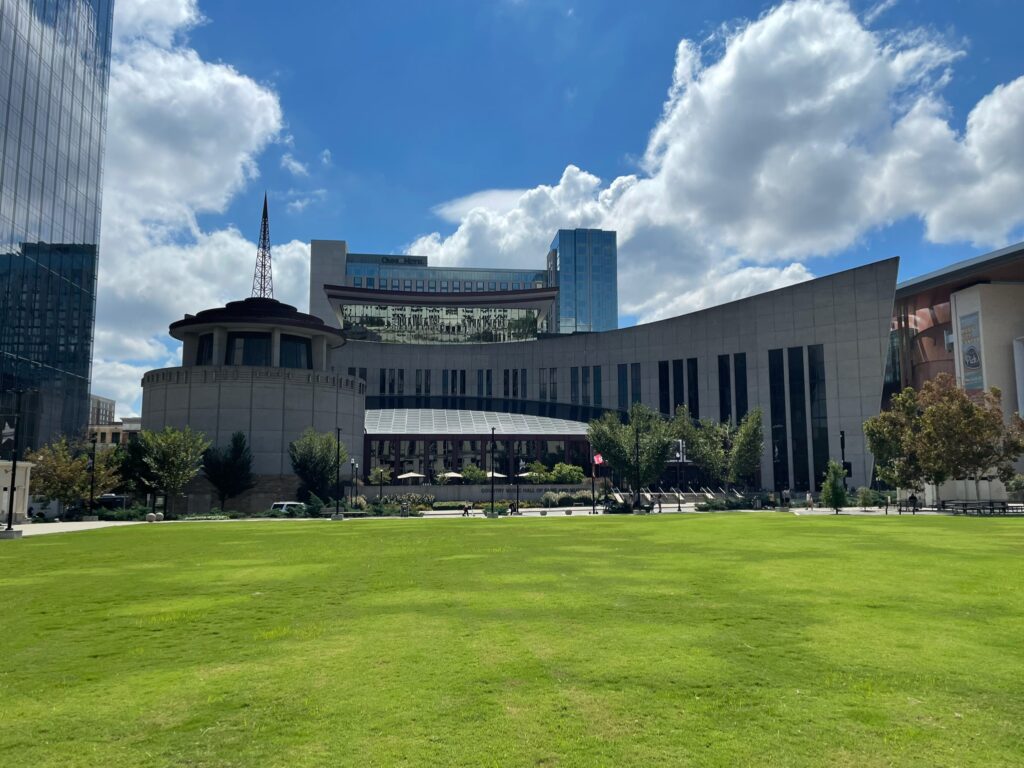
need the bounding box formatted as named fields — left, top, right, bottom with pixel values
left=1, top=514, right=1022, bottom=767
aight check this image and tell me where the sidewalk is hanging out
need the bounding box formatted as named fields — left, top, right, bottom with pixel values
left=7, top=520, right=143, bottom=537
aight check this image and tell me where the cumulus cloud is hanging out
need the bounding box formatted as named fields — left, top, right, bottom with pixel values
left=413, top=0, right=1024, bottom=323
left=432, top=188, right=530, bottom=224
left=95, top=0, right=286, bottom=416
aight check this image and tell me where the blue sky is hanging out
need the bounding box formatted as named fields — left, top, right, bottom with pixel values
left=93, top=0, right=1024, bottom=413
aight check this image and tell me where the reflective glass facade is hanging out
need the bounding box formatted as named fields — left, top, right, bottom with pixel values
left=345, top=253, right=547, bottom=294
left=546, top=228, right=617, bottom=333
left=1, top=0, right=113, bottom=453
left=341, top=303, right=544, bottom=344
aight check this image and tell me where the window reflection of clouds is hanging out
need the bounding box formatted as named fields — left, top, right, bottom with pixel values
left=0, top=0, right=114, bottom=451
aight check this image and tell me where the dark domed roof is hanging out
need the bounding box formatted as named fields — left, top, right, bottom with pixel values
left=169, top=297, right=344, bottom=340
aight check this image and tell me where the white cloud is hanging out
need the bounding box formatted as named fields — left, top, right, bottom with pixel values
left=280, top=152, right=309, bottom=177
left=864, top=0, right=899, bottom=26
left=432, top=188, right=530, bottom=224
left=94, top=1, right=286, bottom=413
left=414, top=0, right=1024, bottom=323
left=320, top=149, right=332, bottom=166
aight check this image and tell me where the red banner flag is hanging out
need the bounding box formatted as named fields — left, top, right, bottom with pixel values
left=593, top=453, right=603, bottom=465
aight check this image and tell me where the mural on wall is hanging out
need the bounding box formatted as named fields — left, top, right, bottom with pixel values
left=959, top=312, right=984, bottom=395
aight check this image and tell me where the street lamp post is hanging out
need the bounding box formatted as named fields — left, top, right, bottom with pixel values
left=590, top=443, right=596, bottom=516
left=335, top=427, right=341, bottom=518
left=88, top=435, right=97, bottom=518
left=349, top=457, right=356, bottom=504
left=516, top=458, right=524, bottom=515
left=3, top=389, right=24, bottom=535
left=490, top=426, right=496, bottom=517
left=634, top=418, right=641, bottom=510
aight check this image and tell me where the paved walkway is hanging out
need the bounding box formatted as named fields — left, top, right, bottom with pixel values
left=6, top=520, right=143, bottom=537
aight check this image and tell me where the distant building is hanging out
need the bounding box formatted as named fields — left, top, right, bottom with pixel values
left=546, top=229, right=618, bottom=333
left=308, top=230, right=618, bottom=337
left=90, top=395, right=116, bottom=426
left=89, top=416, right=141, bottom=449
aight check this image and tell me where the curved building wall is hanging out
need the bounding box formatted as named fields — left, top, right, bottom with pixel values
left=329, top=258, right=899, bottom=492
left=141, top=366, right=366, bottom=475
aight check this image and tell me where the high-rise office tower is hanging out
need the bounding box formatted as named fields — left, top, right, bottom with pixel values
left=0, top=0, right=115, bottom=452
left=546, top=228, right=618, bottom=334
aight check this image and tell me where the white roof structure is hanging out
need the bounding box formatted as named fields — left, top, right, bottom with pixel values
left=364, top=409, right=589, bottom=437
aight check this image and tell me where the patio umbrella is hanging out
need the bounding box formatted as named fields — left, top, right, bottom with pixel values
left=486, top=470, right=507, bottom=478
left=439, top=471, right=463, bottom=479
left=517, top=471, right=536, bottom=477
left=396, top=471, right=425, bottom=480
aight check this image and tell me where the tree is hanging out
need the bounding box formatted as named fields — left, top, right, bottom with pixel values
left=588, top=403, right=674, bottom=506
left=118, top=438, right=158, bottom=498
left=142, top=427, right=210, bottom=517
left=461, top=464, right=487, bottom=484
left=917, top=375, right=1024, bottom=498
left=288, top=428, right=347, bottom=502
left=673, top=406, right=730, bottom=488
left=728, top=408, right=764, bottom=487
left=27, top=437, right=121, bottom=513
left=821, top=460, right=848, bottom=514
left=549, top=462, right=585, bottom=484
left=202, top=432, right=256, bottom=510
left=868, top=374, right=1024, bottom=501
left=864, top=385, right=925, bottom=493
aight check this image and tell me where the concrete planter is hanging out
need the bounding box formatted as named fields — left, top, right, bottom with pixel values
left=0, top=529, right=23, bottom=540
left=146, top=513, right=157, bottom=523
left=81, top=515, right=98, bottom=522
left=540, top=510, right=548, bottom=516
left=155, top=512, right=164, bottom=522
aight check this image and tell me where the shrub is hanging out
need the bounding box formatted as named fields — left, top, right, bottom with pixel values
left=432, top=500, right=471, bottom=510
left=97, top=504, right=151, bottom=521
left=572, top=490, right=594, bottom=505
left=304, top=493, right=326, bottom=517
left=541, top=491, right=560, bottom=508
left=549, top=462, right=585, bottom=485
left=371, top=503, right=423, bottom=517
left=461, top=464, right=487, bottom=484
left=856, top=487, right=876, bottom=509
left=695, top=498, right=747, bottom=512
left=557, top=493, right=575, bottom=506
left=379, top=493, right=435, bottom=507
left=479, top=502, right=509, bottom=516
left=350, top=495, right=369, bottom=510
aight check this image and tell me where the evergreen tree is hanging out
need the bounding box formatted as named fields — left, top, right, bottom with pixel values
left=288, top=428, right=347, bottom=501
left=821, top=460, right=848, bottom=514
left=202, top=432, right=256, bottom=510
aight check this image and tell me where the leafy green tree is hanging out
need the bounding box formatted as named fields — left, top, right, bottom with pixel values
left=27, top=437, right=122, bottom=513
left=918, top=375, right=1024, bottom=498
left=460, top=464, right=487, bottom=484
left=549, top=462, right=585, bottom=484
left=588, top=404, right=674, bottom=506
left=821, top=460, right=848, bottom=514
left=287, top=428, right=347, bottom=502
left=673, top=406, right=731, bottom=487
left=202, top=431, right=256, bottom=510
left=142, top=427, right=210, bottom=517
left=864, top=385, right=925, bottom=493
left=728, top=408, right=764, bottom=487
left=117, top=438, right=158, bottom=498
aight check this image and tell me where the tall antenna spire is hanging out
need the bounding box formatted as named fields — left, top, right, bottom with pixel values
left=251, top=193, right=274, bottom=298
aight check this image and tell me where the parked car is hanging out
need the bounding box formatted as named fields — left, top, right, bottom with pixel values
left=269, top=501, right=305, bottom=515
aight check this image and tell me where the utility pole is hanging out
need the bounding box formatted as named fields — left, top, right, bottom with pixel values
left=516, top=458, right=523, bottom=516
left=590, top=443, right=596, bottom=515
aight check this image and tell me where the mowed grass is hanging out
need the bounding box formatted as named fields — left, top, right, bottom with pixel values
left=1, top=514, right=1022, bottom=767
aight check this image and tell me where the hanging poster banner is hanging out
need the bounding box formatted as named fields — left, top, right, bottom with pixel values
left=959, top=312, right=984, bottom=394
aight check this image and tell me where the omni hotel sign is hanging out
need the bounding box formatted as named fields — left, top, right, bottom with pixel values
left=959, top=311, right=984, bottom=395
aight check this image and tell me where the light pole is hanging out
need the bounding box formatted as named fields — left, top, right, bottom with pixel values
left=634, top=417, right=641, bottom=510
left=335, top=427, right=342, bottom=518
left=490, top=426, right=496, bottom=517
left=589, top=443, right=596, bottom=515
left=839, top=429, right=847, bottom=490
left=3, top=389, right=24, bottom=535
left=349, top=457, right=356, bottom=504
left=516, top=458, right=524, bottom=515
left=88, top=435, right=97, bottom=518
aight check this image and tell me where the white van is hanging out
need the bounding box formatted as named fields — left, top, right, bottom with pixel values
left=269, top=501, right=305, bottom=515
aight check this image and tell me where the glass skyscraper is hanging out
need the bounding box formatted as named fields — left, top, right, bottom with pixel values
left=0, top=0, right=114, bottom=453
left=546, top=228, right=618, bottom=334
